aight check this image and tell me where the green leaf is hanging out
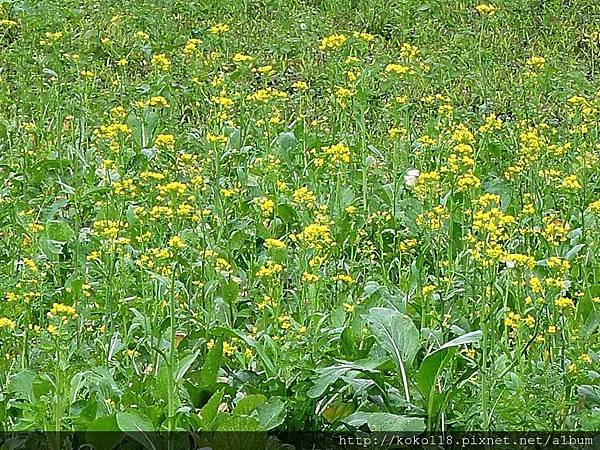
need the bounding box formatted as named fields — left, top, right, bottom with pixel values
left=365, top=308, right=419, bottom=403
left=344, top=412, right=425, bottom=431
left=257, top=398, right=286, bottom=430
left=199, top=389, right=224, bottom=429
left=225, top=126, right=241, bottom=149
left=221, top=280, right=239, bottom=303
left=126, top=113, right=143, bottom=148
left=565, top=243, right=586, bottom=260
left=578, top=385, right=600, bottom=407
left=39, top=237, right=64, bottom=256
left=416, top=330, right=482, bottom=397
left=7, top=370, right=37, bottom=403
left=277, top=204, right=297, bottom=224
left=215, top=327, right=275, bottom=377
left=308, top=359, right=382, bottom=398
left=321, top=402, right=352, bottom=423
left=215, top=415, right=262, bottom=431
left=175, top=350, right=200, bottom=382
left=200, top=339, right=223, bottom=386
left=363, top=281, right=382, bottom=297
left=365, top=307, right=419, bottom=368
left=116, top=411, right=155, bottom=449
left=209, top=418, right=266, bottom=450
left=86, top=414, right=122, bottom=450
left=232, top=394, right=267, bottom=416
left=275, top=131, right=297, bottom=156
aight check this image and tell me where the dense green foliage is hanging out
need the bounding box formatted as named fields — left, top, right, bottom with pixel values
left=0, top=0, right=599, bottom=434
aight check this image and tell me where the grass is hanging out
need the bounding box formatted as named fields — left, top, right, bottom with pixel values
left=0, top=0, right=599, bottom=437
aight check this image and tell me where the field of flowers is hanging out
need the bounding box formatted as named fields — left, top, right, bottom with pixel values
left=1, top=0, right=600, bottom=439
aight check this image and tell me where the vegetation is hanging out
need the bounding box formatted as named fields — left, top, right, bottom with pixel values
left=0, top=0, right=599, bottom=436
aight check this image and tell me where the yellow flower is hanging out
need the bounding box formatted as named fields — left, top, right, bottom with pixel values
left=297, top=222, right=333, bottom=250
left=48, top=303, right=78, bottom=319
left=151, top=53, right=171, bottom=71
left=168, top=235, right=185, bottom=249
left=0, top=318, right=15, bottom=329
left=463, top=347, right=476, bottom=359
left=155, top=134, right=175, bottom=149
left=215, top=258, right=231, bottom=272
left=385, top=63, right=410, bottom=75
left=254, top=196, right=274, bottom=216
left=264, top=238, right=286, bottom=249
left=320, top=34, right=347, bottom=51
left=148, top=96, right=170, bottom=107
left=301, top=271, right=319, bottom=283
left=389, top=127, right=407, bottom=138
left=134, top=31, right=149, bottom=40
left=504, top=311, right=520, bottom=328
left=526, top=56, right=545, bottom=69
left=475, top=4, right=496, bottom=15
left=232, top=53, right=253, bottom=63
left=560, top=174, right=582, bottom=191
left=555, top=297, right=575, bottom=308
left=350, top=30, right=373, bottom=43
left=292, top=186, right=316, bottom=206
left=255, top=260, right=284, bottom=277
left=332, top=274, right=353, bottom=284
left=27, top=222, right=44, bottom=233
left=399, top=43, right=420, bottom=59
left=209, top=23, right=230, bottom=34
left=456, top=173, right=481, bottom=191
left=523, top=315, right=535, bottom=328
left=422, top=284, right=437, bottom=296
left=322, top=143, right=351, bottom=164
left=183, top=38, right=203, bottom=55
left=292, top=81, right=308, bottom=90
left=223, top=340, right=238, bottom=357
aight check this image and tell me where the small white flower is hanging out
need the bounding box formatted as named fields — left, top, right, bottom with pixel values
left=404, top=168, right=420, bottom=188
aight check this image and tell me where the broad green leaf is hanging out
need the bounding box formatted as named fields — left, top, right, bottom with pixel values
left=275, top=131, right=297, bottom=155
left=565, top=243, right=586, bottom=260
left=416, top=330, right=482, bottom=399
left=7, top=370, right=37, bottom=403
left=344, top=412, right=425, bottom=431
left=578, top=385, right=600, bottom=407
left=257, top=398, right=286, bottom=430
left=232, top=394, right=267, bottom=416
left=365, top=307, right=420, bottom=368
left=308, top=359, right=382, bottom=398
left=201, top=339, right=223, bottom=386
left=199, top=389, right=224, bottom=429
left=321, top=402, right=352, bottom=423
left=221, top=280, right=239, bottom=303
left=277, top=204, right=297, bottom=224
left=215, top=415, right=262, bottom=431
left=116, top=411, right=155, bottom=450
left=175, top=350, right=200, bottom=382
left=86, top=414, right=122, bottom=450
